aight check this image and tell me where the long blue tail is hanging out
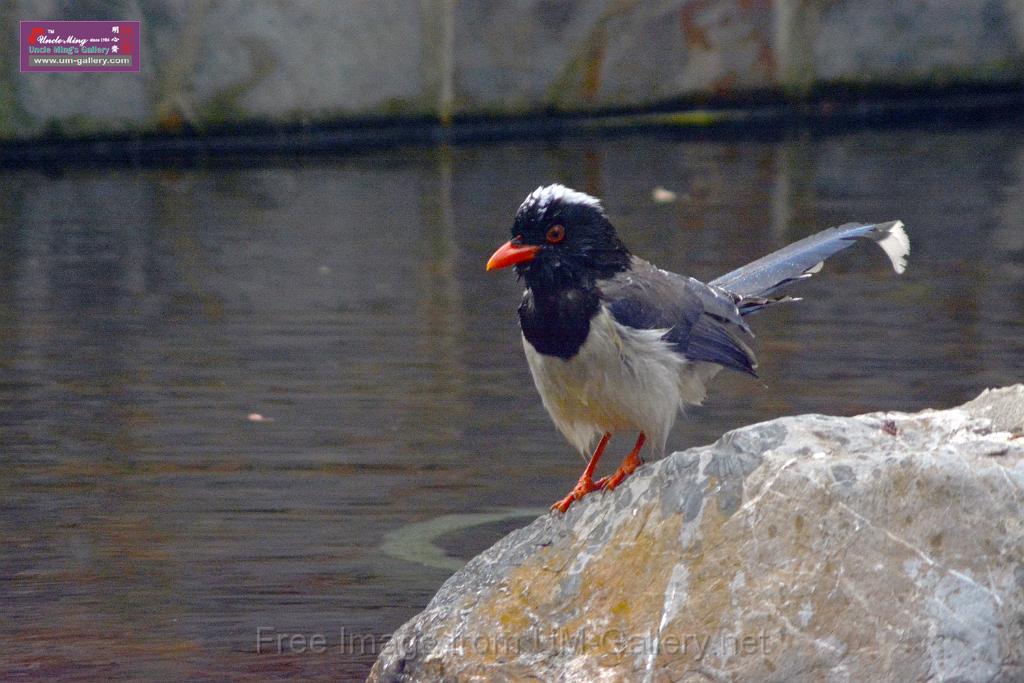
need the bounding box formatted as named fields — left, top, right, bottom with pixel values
left=710, top=221, right=909, bottom=314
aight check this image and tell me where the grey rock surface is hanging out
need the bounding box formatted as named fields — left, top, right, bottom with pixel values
left=369, top=387, right=1024, bottom=682
left=5, top=0, right=1024, bottom=138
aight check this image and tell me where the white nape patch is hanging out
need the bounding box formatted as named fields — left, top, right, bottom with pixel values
left=521, top=184, right=604, bottom=215
left=522, top=307, right=720, bottom=455
left=874, top=220, right=910, bottom=274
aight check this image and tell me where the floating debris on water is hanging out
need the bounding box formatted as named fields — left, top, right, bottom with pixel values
left=651, top=186, right=678, bottom=204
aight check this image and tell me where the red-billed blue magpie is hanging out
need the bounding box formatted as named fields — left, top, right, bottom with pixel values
left=487, top=184, right=909, bottom=513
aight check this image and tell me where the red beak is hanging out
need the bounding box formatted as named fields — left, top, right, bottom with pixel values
left=486, top=238, right=540, bottom=271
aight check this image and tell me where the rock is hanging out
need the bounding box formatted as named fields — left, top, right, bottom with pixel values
left=369, top=387, right=1024, bottom=682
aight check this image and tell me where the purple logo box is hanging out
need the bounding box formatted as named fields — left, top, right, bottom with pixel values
left=20, top=20, right=140, bottom=72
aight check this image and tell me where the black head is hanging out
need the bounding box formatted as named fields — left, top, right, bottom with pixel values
left=486, top=184, right=631, bottom=291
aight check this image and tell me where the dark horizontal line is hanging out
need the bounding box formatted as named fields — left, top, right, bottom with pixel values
left=1, top=81, right=1023, bottom=168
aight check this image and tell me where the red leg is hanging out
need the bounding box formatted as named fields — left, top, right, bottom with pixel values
left=551, top=433, right=612, bottom=513
left=598, top=432, right=646, bottom=491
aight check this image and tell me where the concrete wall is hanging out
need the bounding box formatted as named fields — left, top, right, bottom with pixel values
left=3, top=0, right=1024, bottom=140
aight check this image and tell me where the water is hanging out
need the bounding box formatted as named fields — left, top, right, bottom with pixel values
left=2, top=124, right=1022, bottom=681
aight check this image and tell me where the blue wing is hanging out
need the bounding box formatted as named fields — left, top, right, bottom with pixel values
left=599, top=221, right=908, bottom=377
left=601, top=258, right=758, bottom=377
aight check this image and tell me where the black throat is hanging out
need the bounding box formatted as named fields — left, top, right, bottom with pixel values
left=518, top=282, right=601, bottom=360
left=516, top=252, right=613, bottom=360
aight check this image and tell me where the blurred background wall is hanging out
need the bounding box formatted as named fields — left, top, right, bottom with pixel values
left=3, top=0, right=1024, bottom=140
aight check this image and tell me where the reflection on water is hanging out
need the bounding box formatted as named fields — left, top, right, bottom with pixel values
left=2, top=125, right=1023, bottom=680
left=380, top=508, right=545, bottom=572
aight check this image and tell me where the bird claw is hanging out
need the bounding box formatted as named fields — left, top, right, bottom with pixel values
left=598, top=454, right=643, bottom=492
left=550, top=476, right=601, bottom=513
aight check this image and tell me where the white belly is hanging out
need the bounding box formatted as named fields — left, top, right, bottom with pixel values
left=522, top=308, right=720, bottom=455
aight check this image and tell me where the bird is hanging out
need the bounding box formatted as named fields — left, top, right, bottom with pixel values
left=486, top=184, right=909, bottom=513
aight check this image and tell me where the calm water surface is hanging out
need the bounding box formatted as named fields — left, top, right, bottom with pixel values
left=2, top=125, right=1023, bottom=680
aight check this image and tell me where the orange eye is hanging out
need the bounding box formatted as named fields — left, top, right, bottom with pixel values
left=546, top=225, right=566, bottom=244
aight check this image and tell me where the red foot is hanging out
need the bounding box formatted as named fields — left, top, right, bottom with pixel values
left=599, top=432, right=646, bottom=491
left=551, top=475, right=602, bottom=513
left=551, top=433, right=611, bottom=513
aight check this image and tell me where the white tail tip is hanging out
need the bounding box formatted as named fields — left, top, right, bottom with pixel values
left=875, top=220, right=910, bottom=274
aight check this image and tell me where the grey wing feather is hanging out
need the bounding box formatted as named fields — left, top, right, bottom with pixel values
left=600, top=220, right=908, bottom=376
left=664, top=314, right=757, bottom=376
left=710, top=221, right=909, bottom=300
left=602, top=258, right=758, bottom=376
